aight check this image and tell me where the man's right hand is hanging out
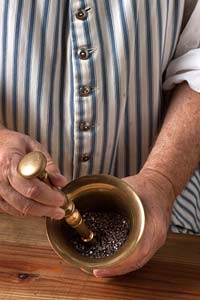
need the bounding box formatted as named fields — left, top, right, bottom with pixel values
left=0, top=128, right=67, bottom=219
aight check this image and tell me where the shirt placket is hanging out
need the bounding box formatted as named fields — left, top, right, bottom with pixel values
left=70, top=1, right=95, bottom=178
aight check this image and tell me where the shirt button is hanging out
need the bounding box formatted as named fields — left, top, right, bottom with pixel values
left=78, top=48, right=89, bottom=60
left=75, top=9, right=88, bottom=20
left=81, top=154, right=90, bottom=162
left=79, top=122, right=91, bottom=131
left=79, top=85, right=92, bottom=97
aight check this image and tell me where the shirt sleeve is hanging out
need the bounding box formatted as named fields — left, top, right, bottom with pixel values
left=163, top=0, right=200, bottom=93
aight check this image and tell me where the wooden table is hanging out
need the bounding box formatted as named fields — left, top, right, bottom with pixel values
left=0, top=213, right=200, bottom=300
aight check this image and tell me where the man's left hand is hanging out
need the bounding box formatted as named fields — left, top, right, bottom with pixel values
left=93, top=169, right=175, bottom=277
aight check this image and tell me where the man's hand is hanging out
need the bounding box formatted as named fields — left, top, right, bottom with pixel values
left=0, top=128, right=67, bottom=219
left=93, top=83, right=200, bottom=277
left=93, top=168, right=175, bottom=277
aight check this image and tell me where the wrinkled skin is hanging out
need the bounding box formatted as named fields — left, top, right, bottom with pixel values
left=0, top=129, right=67, bottom=219
left=93, top=170, right=175, bottom=277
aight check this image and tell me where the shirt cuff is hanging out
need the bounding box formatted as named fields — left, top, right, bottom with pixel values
left=163, top=49, right=200, bottom=93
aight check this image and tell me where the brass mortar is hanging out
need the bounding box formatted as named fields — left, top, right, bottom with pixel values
left=46, top=174, right=145, bottom=274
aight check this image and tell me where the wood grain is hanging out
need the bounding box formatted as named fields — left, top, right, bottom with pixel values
left=0, top=213, right=200, bottom=300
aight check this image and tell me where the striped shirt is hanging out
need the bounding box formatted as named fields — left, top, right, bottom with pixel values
left=0, top=0, right=200, bottom=233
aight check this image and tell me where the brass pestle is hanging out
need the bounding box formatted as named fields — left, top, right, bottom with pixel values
left=17, top=151, right=95, bottom=242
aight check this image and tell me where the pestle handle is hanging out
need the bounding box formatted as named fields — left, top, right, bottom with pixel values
left=18, top=151, right=94, bottom=242
left=17, top=151, right=51, bottom=184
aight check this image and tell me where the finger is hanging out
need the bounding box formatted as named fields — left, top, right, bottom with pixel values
left=43, top=154, right=67, bottom=186
left=93, top=248, right=149, bottom=278
left=0, top=197, right=23, bottom=217
left=48, top=170, right=68, bottom=187
left=8, top=155, right=65, bottom=207
left=0, top=186, right=65, bottom=219
left=93, top=256, right=144, bottom=278
left=10, top=174, right=65, bottom=207
left=93, top=249, right=154, bottom=278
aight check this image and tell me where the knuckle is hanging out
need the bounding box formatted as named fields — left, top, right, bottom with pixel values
left=22, top=200, right=34, bottom=216
left=135, top=262, right=143, bottom=270
left=152, top=213, right=168, bottom=245
left=0, top=199, right=8, bottom=211
left=0, top=198, right=22, bottom=217
left=48, top=161, right=56, bottom=169
left=26, top=183, right=41, bottom=199
left=17, top=211, right=26, bottom=217
left=159, top=229, right=167, bottom=246
left=157, top=221, right=168, bottom=245
left=140, top=244, right=150, bottom=258
left=2, top=202, right=10, bottom=212
left=0, top=154, right=10, bottom=180
left=23, top=134, right=35, bottom=145
left=46, top=160, right=59, bottom=173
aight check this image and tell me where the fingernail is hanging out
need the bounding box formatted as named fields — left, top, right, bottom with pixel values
left=54, top=209, right=65, bottom=220
left=93, top=269, right=108, bottom=278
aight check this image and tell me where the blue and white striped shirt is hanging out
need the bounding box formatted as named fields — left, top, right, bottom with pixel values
left=0, top=0, right=200, bottom=233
